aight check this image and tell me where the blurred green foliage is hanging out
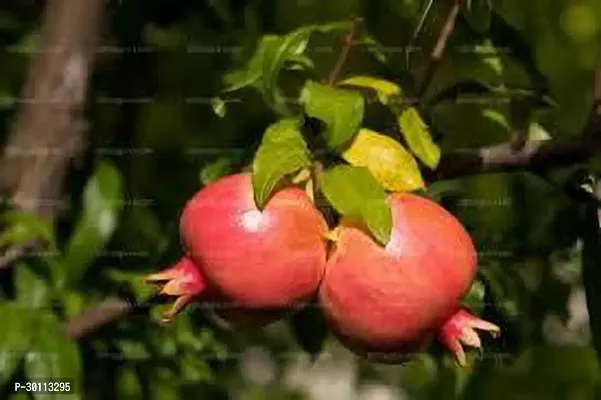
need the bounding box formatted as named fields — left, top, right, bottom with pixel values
left=0, top=0, right=601, bottom=399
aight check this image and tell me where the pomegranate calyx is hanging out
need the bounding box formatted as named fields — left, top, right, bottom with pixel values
left=143, top=256, right=206, bottom=323
left=323, top=226, right=341, bottom=242
left=437, top=308, right=500, bottom=367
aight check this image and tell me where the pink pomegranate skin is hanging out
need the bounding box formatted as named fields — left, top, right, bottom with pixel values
left=319, top=192, right=497, bottom=364
left=180, top=173, right=328, bottom=309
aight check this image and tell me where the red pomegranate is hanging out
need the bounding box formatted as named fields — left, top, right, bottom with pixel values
left=319, top=192, right=500, bottom=366
left=144, top=173, right=328, bottom=324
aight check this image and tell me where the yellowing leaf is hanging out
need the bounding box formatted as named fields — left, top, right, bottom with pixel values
left=341, top=128, right=425, bottom=192
left=338, top=76, right=401, bottom=104
left=337, top=75, right=440, bottom=170
left=396, top=107, right=441, bottom=169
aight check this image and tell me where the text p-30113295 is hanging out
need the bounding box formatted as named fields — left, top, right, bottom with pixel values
left=13, top=379, right=73, bottom=394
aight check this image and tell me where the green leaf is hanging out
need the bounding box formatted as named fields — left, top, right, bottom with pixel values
left=0, top=211, right=56, bottom=249
left=461, top=279, right=486, bottom=313
left=393, top=104, right=441, bottom=169
left=115, top=367, right=143, bottom=400
left=424, top=38, right=533, bottom=104
left=15, top=263, right=50, bottom=310
left=424, top=180, right=462, bottom=203
left=175, top=316, right=209, bottom=352
left=320, top=165, right=392, bottom=245
left=149, top=374, right=181, bottom=400
left=0, top=302, right=35, bottom=385
left=528, top=122, right=552, bottom=140
left=222, top=35, right=281, bottom=93
left=390, top=0, right=422, bottom=17
left=18, top=31, right=40, bottom=53
left=149, top=331, right=177, bottom=359
left=488, top=12, right=550, bottom=92
left=479, top=262, right=521, bottom=322
left=210, top=97, right=227, bottom=118
left=106, top=269, right=153, bottom=303
left=432, top=97, right=513, bottom=147
left=301, top=81, right=364, bottom=149
left=252, top=118, right=312, bottom=209
left=261, top=22, right=351, bottom=113
left=358, top=35, right=389, bottom=64
left=200, top=157, right=234, bottom=185
left=262, top=27, right=313, bottom=113
left=284, top=54, right=315, bottom=72
left=148, top=366, right=182, bottom=400
left=399, top=354, right=438, bottom=398
left=338, top=76, right=401, bottom=104
left=463, top=0, right=493, bottom=32
left=62, top=159, right=124, bottom=287
left=61, top=290, right=85, bottom=318
left=482, top=108, right=511, bottom=130
left=24, top=313, right=82, bottom=400
left=180, top=352, right=213, bottom=383
left=290, top=302, right=328, bottom=357
left=115, top=339, right=151, bottom=362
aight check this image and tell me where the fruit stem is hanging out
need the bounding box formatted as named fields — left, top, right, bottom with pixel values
left=323, top=226, right=341, bottom=242
left=305, top=179, right=315, bottom=203
left=291, top=167, right=318, bottom=204
left=309, top=161, right=324, bottom=204
left=292, top=168, right=311, bottom=184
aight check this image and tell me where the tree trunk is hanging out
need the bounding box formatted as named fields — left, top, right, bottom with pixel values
left=0, top=0, right=106, bottom=223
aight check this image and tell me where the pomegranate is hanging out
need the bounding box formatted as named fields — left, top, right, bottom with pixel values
left=319, top=192, right=500, bottom=366
left=144, top=172, right=328, bottom=324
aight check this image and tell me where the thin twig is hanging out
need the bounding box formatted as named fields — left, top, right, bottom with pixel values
left=326, top=17, right=363, bottom=85
left=418, top=0, right=462, bottom=96
left=0, top=245, right=27, bottom=269
left=430, top=56, right=601, bottom=182
left=405, top=0, right=435, bottom=70
left=62, top=293, right=241, bottom=340
left=0, top=240, right=39, bottom=269
left=62, top=297, right=136, bottom=340
left=430, top=133, right=600, bottom=181
left=533, top=170, right=601, bottom=207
